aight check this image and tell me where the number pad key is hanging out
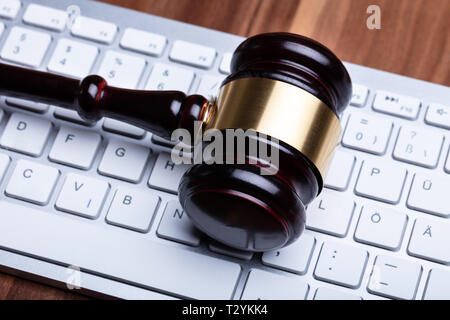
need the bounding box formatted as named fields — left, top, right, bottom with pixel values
left=48, top=38, right=99, bottom=78
left=342, top=112, right=393, bottom=155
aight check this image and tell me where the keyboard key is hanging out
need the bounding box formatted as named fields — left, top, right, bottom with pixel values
left=350, top=84, right=369, bottom=107
left=97, top=50, right=146, bottom=89
left=354, top=204, right=407, bottom=250
left=423, top=269, right=450, bottom=300
left=0, top=112, right=52, bottom=156
left=306, top=191, right=355, bottom=237
left=219, top=53, right=232, bottom=74
left=98, top=139, right=151, bottom=183
left=425, top=103, right=450, bottom=130
left=1, top=26, right=51, bottom=67
left=102, top=118, right=146, bottom=139
left=0, top=0, right=21, bottom=19
left=106, top=187, right=160, bottom=233
left=48, top=38, right=99, bottom=78
left=5, top=160, right=59, bottom=205
left=5, top=97, right=48, bottom=113
left=355, top=159, right=407, bottom=204
left=324, top=150, right=355, bottom=191
left=373, top=91, right=421, bottom=120
left=342, top=112, right=393, bottom=155
left=71, top=16, right=117, bottom=44
left=148, top=152, right=191, bottom=194
left=120, top=28, right=166, bottom=56
left=262, top=232, right=315, bottom=274
left=49, top=126, right=101, bottom=170
left=0, top=153, right=10, bottom=181
left=145, top=63, right=194, bottom=92
left=407, top=173, right=450, bottom=217
left=408, top=217, right=450, bottom=264
left=368, top=255, right=422, bottom=300
left=0, top=201, right=240, bottom=299
left=23, top=3, right=67, bottom=32
left=54, top=108, right=92, bottom=125
left=209, top=241, right=254, bottom=261
left=56, top=173, right=109, bottom=219
left=445, top=150, right=450, bottom=173
left=393, top=125, right=443, bottom=168
left=314, top=287, right=362, bottom=300
left=196, top=75, right=224, bottom=98
left=314, top=241, right=368, bottom=288
left=170, top=40, right=216, bottom=69
left=156, top=201, right=201, bottom=246
left=241, top=269, right=309, bottom=300
left=151, top=134, right=177, bottom=148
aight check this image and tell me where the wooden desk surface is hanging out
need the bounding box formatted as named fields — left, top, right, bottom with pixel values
left=1, top=0, right=448, bottom=300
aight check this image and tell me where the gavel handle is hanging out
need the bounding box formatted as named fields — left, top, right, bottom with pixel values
left=0, top=63, right=209, bottom=139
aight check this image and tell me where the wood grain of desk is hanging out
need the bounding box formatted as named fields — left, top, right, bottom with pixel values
left=1, top=0, right=448, bottom=300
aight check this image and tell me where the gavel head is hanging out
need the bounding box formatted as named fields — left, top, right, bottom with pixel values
left=178, top=33, right=352, bottom=252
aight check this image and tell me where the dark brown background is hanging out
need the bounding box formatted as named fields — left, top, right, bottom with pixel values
left=1, top=0, right=448, bottom=299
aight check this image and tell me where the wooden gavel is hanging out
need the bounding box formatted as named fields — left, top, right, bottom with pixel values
left=0, top=33, right=352, bottom=252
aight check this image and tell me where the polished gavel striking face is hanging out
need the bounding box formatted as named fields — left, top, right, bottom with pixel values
left=0, top=33, right=352, bottom=252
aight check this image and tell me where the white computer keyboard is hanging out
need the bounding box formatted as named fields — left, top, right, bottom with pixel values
left=0, top=0, right=449, bottom=300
